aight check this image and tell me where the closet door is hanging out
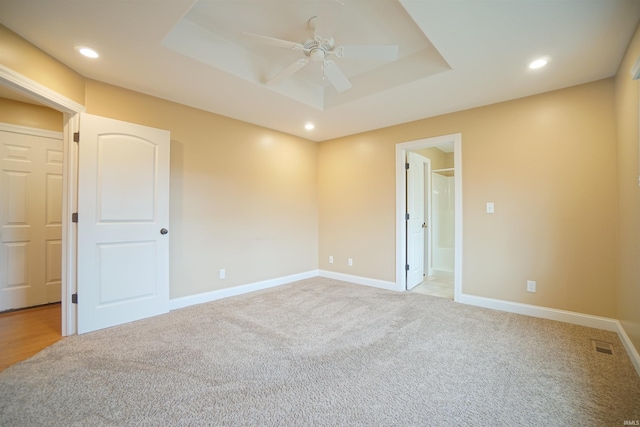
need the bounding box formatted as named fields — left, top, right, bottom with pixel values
left=0, top=125, right=63, bottom=311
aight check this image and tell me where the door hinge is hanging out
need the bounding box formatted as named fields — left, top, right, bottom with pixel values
left=405, top=162, right=410, bottom=170
left=405, top=213, right=410, bottom=220
left=73, top=132, right=80, bottom=143
left=405, top=264, right=410, bottom=271
left=72, top=212, right=78, bottom=223
left=71, top=293, right=78, bottom=304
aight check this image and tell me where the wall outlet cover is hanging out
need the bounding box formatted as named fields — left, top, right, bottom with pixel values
left=527, top=280, right=536, bottom=293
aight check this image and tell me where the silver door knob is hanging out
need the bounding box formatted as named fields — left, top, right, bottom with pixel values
left=422, top=223, right=428, bottom=228
left=160, top=228, right=168, bottom=235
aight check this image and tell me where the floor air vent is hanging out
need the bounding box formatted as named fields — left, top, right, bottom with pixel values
left=591, top=340, right=614, bottom=355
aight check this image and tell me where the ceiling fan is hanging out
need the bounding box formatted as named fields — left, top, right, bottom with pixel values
left=238, top=0, right=399, bottom=93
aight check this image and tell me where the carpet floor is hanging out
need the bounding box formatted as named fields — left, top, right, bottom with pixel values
left=1, top=277, right=639, bottom=426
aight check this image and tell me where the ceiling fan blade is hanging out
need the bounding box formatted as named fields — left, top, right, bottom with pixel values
left=339, top=45, right=399, bottom=61
left=314, top=0, right=344, bottom=40
left=238, top=32, right=303, bottom=51
left=323, top=60, right=352, bottom=93
left=267, top=58, right=309, bottom=86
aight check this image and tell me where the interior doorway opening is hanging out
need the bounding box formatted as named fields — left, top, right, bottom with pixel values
left=406, top=145, right=455, bottom=299
left=395, top=134, right=462, bottom=301
left=1, top=65, right=86, bottom=337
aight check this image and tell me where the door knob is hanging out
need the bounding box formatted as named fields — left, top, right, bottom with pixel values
left=160, top=228, right=168, bottom=235
left=422, top=223, right=428, bottom=228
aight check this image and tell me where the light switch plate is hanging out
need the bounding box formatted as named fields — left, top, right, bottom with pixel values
left=486, top=202, right=495, bottom=214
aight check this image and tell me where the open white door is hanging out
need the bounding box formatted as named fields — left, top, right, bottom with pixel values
left=406, top=152, right=425, bottom=290
left=77, top=113, right=170, bottom=334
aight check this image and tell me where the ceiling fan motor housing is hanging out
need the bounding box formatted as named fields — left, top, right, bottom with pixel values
left=304, top=38, right=334, bottom=61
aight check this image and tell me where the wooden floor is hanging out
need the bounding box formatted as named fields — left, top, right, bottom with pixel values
left=0, top=303, right=62, bottom=372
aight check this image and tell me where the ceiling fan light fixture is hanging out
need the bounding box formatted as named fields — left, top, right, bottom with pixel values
left=238, top=2, right=397, bottom=94
left=309, top=48, right=325, bottom=62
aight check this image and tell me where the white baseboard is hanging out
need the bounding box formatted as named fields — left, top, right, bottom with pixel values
left=457, top=293, right=619, bottom=331
left=318, top=270, right=397, bottom=291
left=168, top=270, right=319, bottom=311
left=616, top=321, right=640, bottom=377
left=458, top=292, right=640, bottom=377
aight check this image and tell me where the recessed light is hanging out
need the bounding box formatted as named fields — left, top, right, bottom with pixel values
left=529, top=58, right=548, bottom=69
left=74, top=46, right=100, bottom=59
left=304, top=122, right=315, bottom=130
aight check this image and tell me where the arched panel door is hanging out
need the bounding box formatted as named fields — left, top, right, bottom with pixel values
left=77, top=113, right=169, bottom=334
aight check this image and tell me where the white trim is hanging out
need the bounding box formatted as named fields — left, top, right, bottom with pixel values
left=318, top=270, right=397, bottom=291
left=0, top=65, right=85, bottom=114
left=168, top=270, right=319, bottom=311
left=0, top=122, right=63, bottom=139
left=395, top=134, right=462, bottom=296
left=169, top=270, right=396, bottom=311
left=425, top=157, right=433, bottom=278
left=457, top=293, right=619, bottom=331
left=616, top=321, right=640, bottom=377
left=61, top=113, right=79, bottom=336
left=0, top=67, right=85, bottom=336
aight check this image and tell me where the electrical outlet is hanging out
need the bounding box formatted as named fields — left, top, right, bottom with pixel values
left=220, top=269, right=226, bottom=279
left=329, top=256, right=333, bottom=264
left=348, top=258, right=353, bottom=267
left=527, top=280, right=536, bottom=293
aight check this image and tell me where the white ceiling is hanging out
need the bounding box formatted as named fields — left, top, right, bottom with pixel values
left=1, top=0, right=639, bottom=142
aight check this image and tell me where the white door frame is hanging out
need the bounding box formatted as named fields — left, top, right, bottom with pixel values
left=0, top=65, right=85, bottom=335
left=395, top=133, right=462, bottom=300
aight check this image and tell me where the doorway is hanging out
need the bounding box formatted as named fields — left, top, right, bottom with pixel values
left=0, top=67, right=85, bottom=336
left=395, top=134, right=462, bottom=300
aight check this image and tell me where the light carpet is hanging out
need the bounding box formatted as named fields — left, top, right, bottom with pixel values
left=1, top=277, right=639, bottom=426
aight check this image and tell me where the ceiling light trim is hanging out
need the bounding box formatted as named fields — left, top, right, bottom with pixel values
left=74, top=45, right=100, bottom=59
left=529, top=58, right=548, bottom=70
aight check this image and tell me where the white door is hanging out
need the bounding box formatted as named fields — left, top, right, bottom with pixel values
left=406, top=152, right=426, bottom=289
left=0, top=126, right=63, bottom=311
left=77, top=113, right=170, bottom=334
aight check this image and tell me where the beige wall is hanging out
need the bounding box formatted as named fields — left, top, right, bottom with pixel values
left=0, top=25, right=85, bottom=105
left=414, top=147, right=448, bottom=170
left=319, top=79, right=618, bottom=318
left=84, top=80, right=319, bottom=299
left=614, top=23, right=640, bottom=352
left=445, top=152, right=454, bottom=169
left=0, top=97, right=63, bottom=131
